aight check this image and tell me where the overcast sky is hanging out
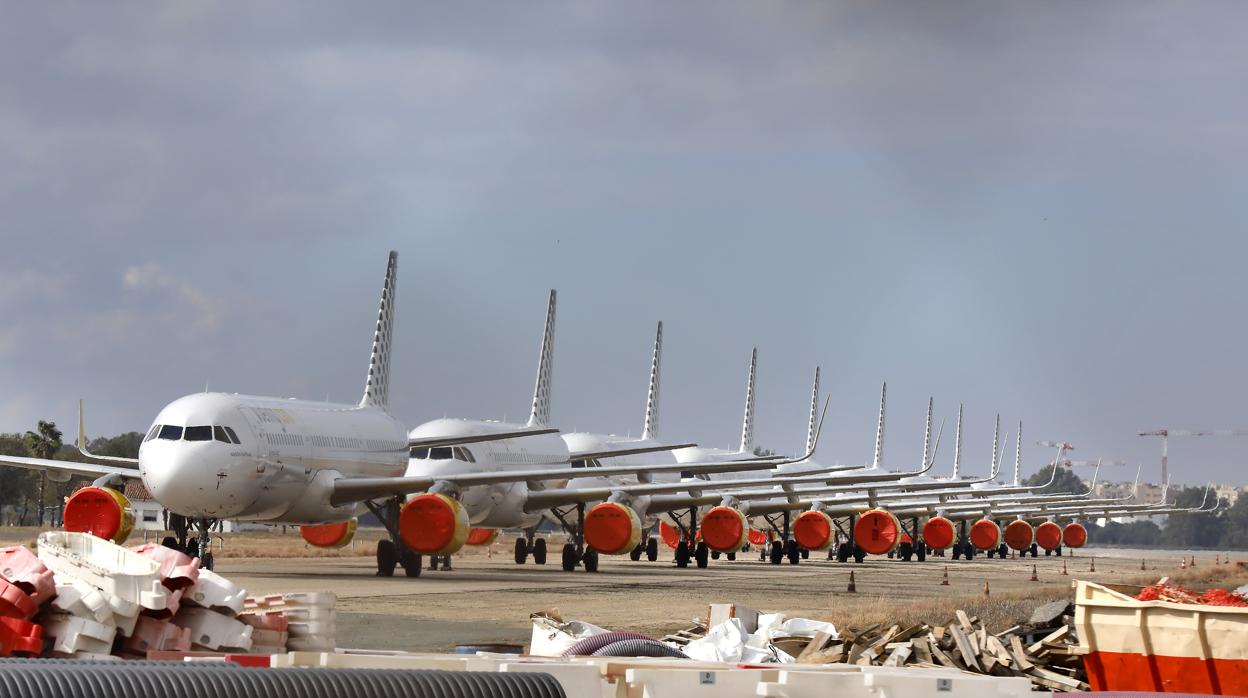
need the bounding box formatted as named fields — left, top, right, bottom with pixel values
left=2, top=2, right=1246, bottom=485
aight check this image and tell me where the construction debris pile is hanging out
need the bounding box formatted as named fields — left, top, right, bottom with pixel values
left=0, top=531, right=335, bottom=659
left=1135, top=579, right=1248, bottom=606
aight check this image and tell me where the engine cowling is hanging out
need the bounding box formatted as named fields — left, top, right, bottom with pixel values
left=922, top=516, right=956, bottom=551
left=1062, top=522, right=1088, bottom=549
left=466, top=528, right=500, bottom=546
left=969, top=518, right=1000, bottom=551
left=1035, top=521, right=1062, bottom=551
left=700, top=506, right=749, bottom=553
left=793, top=510, right=835, bottom=551
left=399, top=493, right=470, bottom=555
left=748, top=528, right=769, bottom=546
left=300, top=518, right=358, bottom=548
left=63, top=486, right=135, bottom=544
left=584, top=502, right=642, bottom=555
left=659, top=520, right=681, bottom=549
left=854, top=509, right=902, bottom=556
left=1003, top=520, right=1034, bottom=551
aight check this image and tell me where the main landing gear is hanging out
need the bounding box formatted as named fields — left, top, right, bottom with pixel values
left=164, top=513, right=220, bottom=571
left=549, top=503, right=598, bottom=573
left=760, top=511, right=802, bottom=566
left=514, top=530, right=548, bottom=565
left=365, top=497, right=423, bottom=578
left=629, top=532, right=659, bottom=562
left=668, top=508, right=708, bottom=569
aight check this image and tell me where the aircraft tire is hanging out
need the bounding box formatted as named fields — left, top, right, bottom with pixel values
left=514, top=537, right=528, bottom=565
left=1030, top=543, right=1039, bottom=558
left=785, top=539, right=800, bottom=565
left=401, top=549, right=422, bottom=578
left=630, top=544, right=643, bottom=561
left=695, top=542, right=709, bottom=569
left=376, top=539, right=397, bottom=577
left=161, top=536, right=179, bottom=551
left=800, top=547, right=809, bottom=559
left=852, top=545, right=865, bottom=564
left=561, top=543, right=578, bottom=572
left=726, top=552, right=736, bottom=561
left=646, top=537, right=659, bottom=562
left=899, top=542, right=913, bottom=562
left=769, top=540, right=784, bottom=565
left=675, top=542, right=690, bottom=568
left=997, top=543, right=1008, bottom=559
left=583, top=549, right=599, bottom=573
left=836, top=542, right=850, bottom=564
left=917, top=544, right=926, bottom=562
left=711, top=550, right=721, bottom=560
left=533, top=538, right=547, bottom=565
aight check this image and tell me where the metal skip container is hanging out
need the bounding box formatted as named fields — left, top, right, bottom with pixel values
left=1074, top=580, right=1248, bottom=695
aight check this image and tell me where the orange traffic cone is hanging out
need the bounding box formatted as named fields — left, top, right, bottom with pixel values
left=1190, top=556, right=1196, bottom=568
left=847, top=570, right=857, bottom=593
left=1180, top=557, right=1187, bottom=570
left=1060, top=559, right=1068, bottom=575
left=1089, top=558, right=1096, bottom=573
left=941, top=566, right=950, bottom=586
left=1140, top=558, right=1146, bottom=571
left=1216, top=553, right=1220, bottom=565
left=983, top=580, right=990, bottom=596
left=1030, top=564, right=1038, bottom=582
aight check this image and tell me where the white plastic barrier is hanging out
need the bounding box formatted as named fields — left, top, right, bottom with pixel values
left=0, top=545, right=56, bottom=604
left=501, top=661, right=613, bottom=698
left=244, top=591, right=335, bottom=651
left=185, top=568, right=247, bottom=615
left=174, top=607, right=254, bottom=651
left=130, top=543, right=200, bottom=590
left=37, top=532, right=170, bottom=611
left=123, top=616, right=193, bottom=655
left=757, top=665, right=1035, bottom=698
left=48, top=577, right=141, bottom=636
left=625, top=666, right=771, bottom=698
left=40, top=611, right=117, bottom=655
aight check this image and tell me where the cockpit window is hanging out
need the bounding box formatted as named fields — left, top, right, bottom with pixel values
left=452, top=447, right=475, bottom=463
left=410, top=447, right=430, bottom=459
left=429, top=446, right=454, bottom=460
left=144, top=425, right=160, bottom=442
left=158, top=425, right=183, bottom=440
left=213, top=426, right=231, bottom=443
left=184, top=426, right=213, bottom=441
left=222, top=426, right=241, bottom=444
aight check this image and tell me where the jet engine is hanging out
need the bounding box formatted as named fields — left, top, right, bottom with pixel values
left=1035, top=521, right=1062, bottom=551
left=793, top=510, right=835, bottom=551
left=853, top=508, right=902, bottom=556
left=700, top=506, right=749, bottom=553
left=969, top=518, right=1001, bottom=551
left=1003, top=519, right=1034, bottom=551
left=300, top=518, right=358, bottom=548
left=466, top=528, right=500, bottom=546
left=399, top=493, right=470, bottom=555
left=63, top=486, right=135, bottom=544
left=922, top=516, right=956, bottom=551
left=1062, top=522, right=1088, bottom=549
left=584, top=502, right=642, bottom=555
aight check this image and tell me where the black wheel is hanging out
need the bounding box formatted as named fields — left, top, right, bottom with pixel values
left=583, top=549, right=599, bottom=573
left=161, top=536, right=179, bottom=551
left=630, top=544, right=643, bottom=561
left=836, top=542, right=850, bottom=563
left=952, top=543, right=962, bottom=560
left=675, top=542, right=690, bottom=568
left=533, top=538, right=547, bottom=565
left=916, top=545, right=926, bottom=562
left=376, top=539, right=397, bottom=577
left=428, top=554, right=440, bottom=571
left=201, top=553, right=214, bottom=571
left=726, top=552, right=736, bottom=561
left=1044, top=548, right=1052, bottom=557
left=695, top=541, right=709, bottom=569
left=800, top=547, right=809, bottom=559
left=711, top=550, right=721, bottom=560
left=1056, top=546, right=1062, bottom=556
left=646, top=537, right=659, bottom=562
left=769, top=540, right=784, bottom=565
left=561, top=543, right=578, bottom=571
left=401, top=549, right=422, bottom=578
left=514, top=537, right=528, bottom=565
left=1030, top=543, right=1038, bottom=558
left=785, top=539, right=800, bottom=565
left=852, top=545, right=865, bottom=564
left=898, top=541, right=913, bottom=562
left=965, top=544, right=975, bottom=560
left=997, top=543, right=1008, bottom=559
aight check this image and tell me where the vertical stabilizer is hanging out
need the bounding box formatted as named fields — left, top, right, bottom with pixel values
left=641, top=322, right=663, bottom=441
left=805, top=367, right=821, bottom=454
left=952, top=403, right=963, bottom=479
left=360, top=251, right=398, bottom=410
left=921, top=397, right=933, bottom=468
left=738, top=349, right=758, bottom=453
left=527, top=290, right=557, bottom=427
left=871, top=382, right=886, bottom=469
left=990, top=414, right=1001, bottom=477
left=1014, top=421, right=1023, bottom=486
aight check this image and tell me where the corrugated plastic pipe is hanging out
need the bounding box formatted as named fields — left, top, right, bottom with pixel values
left=0, top=663, right=566, bottom=698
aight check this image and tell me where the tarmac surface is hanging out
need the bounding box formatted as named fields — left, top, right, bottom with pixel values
left=216, top=544, right=1224, bottom=652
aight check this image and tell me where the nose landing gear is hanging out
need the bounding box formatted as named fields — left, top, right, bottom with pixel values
left=164, top=513, right=219, bottom=570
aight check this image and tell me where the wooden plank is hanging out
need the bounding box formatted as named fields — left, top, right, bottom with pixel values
left=882, top=645, right=912, bottom=667
left=911, top=636, right=933, bottom=665
left=1026, top=626, right=1068, bottom=654
left=1027, top=666, right=1086, bottom=690
left=955, top=610, right=975, bottom=634
left=1008, top=634, right=1035, bottom=671
left=796, top=631, right=834, bottom=660
left=949, top=625, right=981, bottom=672
left=928, top=640, right=962, bottom=669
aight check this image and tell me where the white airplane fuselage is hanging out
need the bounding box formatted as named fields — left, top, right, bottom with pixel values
left=138, top=392, right=408, bottom=523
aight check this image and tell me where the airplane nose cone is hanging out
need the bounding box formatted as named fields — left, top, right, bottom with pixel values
left=140, top=443, right=253, bottom=518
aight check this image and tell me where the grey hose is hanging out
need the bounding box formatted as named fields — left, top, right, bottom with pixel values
left=562, top=631, right=653, bottom=656
left=590, top=639, right=688, bottom=658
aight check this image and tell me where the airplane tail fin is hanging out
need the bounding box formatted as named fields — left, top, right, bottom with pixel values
left=990, top=414, right=1001, bottom=477
left=805, top=367, right=821, bottom=455
left=952, top=403, right=963, bottom=479
left=360, top=251, right=398, bottom=411
left=642, top=322, right=662, bottom=441
left=871, top=381, right=886, bottom=469
left=738, top=348, right=758, bottom=453
left=1014, top=421, right=1023, bottom=486
left=921, top=397, right=933, bottom=468
left=527, top=290, right=557, bottom=427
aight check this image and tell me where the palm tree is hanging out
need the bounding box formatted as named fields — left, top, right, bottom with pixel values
left=24, top=420, right=62, bottom=527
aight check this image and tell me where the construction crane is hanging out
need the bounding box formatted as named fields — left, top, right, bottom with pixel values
left=1137, top=429, right=1248, bottom=487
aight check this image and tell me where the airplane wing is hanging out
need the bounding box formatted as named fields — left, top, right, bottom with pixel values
left=568, top=443, right=696, bottom=461
left=0, top=454, right=141, bottom=481
left=327, top=458, right=780, bottom=506
left=407, top=427, right=560, bottom=450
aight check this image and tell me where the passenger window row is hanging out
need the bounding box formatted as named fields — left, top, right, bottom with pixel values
left=146, top=424, right=240, bottom=444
